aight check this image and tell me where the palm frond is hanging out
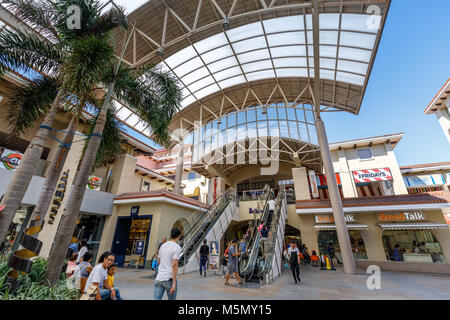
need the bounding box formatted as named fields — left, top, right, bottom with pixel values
left=4, top=76, right=59, bottom=136
left=4, top=0, right=60, bottom=41
left=60, top=34, right=114, bottom=98
left=0, top=28, right=63, bottom=75
left=84, top=104, right=123, bottom=171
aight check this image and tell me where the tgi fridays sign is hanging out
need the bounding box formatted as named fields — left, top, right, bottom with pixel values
left=377, top=212, right=426, bottom=222
left=353, top=168, right=392, bottom=183
left=315, top=214, right=357, bottom=224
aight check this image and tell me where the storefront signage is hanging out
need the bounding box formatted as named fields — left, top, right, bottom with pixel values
left=377, top=212, right=426, bottom=222
left=309, top=170, right=319, bottom=198
left=353, top=168, right=392, bottom=183
left=130, top=206, right=140, bottom=217
left=135, top=240, right=145, bottom=255
left=315, top=214, right=356, bottom=224
left=87, top=176, right=102, bottom=191
left=0, top=149, right=23, bottom=170
left=403, top=174, right=446, bottom=187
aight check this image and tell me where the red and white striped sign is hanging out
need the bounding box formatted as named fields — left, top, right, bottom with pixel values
left=353, top=168, right=392, bottom=183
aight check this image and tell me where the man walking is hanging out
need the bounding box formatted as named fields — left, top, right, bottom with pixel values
left=154, top=228, right=182, bottom=300
left=225, top=240, right=243, bottom=286
left=288, top=242, right=301, bottom=284
left=199, top=239, right=209, bottom=277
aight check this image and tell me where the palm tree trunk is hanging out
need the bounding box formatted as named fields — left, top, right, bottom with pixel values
left=0, top=87, right=65, bottom=245
left=45, top=82, right=116, bottom=286
left=30, top=117, right=78, bottom=229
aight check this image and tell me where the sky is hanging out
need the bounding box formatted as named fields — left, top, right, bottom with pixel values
left=108, top=0, right=450, bottom=165
left=322, top=0, right=450, bottom=166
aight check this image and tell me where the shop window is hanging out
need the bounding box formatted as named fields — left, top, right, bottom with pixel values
left=318, top=230, right=367, bottom=261
left=382, top=230, right=446, bottom=263
left=358, top=148, right=372, bottom=160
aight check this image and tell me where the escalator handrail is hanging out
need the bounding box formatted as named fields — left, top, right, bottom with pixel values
left=239, top=187, right=272, bottom=278
left=179, top=190, right=236, bottom=265
left=258, top=188, right=286, bottom=279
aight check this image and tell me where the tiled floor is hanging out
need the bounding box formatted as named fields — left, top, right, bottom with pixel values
left=114, top=266, right=450, bottom=300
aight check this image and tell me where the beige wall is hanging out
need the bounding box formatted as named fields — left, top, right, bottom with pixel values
left=331, top=142, right=408, bottom=197
left=98, top=201, right=199, bottom=265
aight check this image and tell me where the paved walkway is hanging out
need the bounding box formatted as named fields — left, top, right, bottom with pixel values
left=114, top=266, right=450, bottom=300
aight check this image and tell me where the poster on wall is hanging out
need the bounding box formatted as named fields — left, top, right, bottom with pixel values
left=87, top=176, right=102, bottom=191
left=353, top=168, right=392, bottom=183
left=0, top=149, right=23, bottom=171
left=308, top=170, right=319, bottom=198
left=209, top=241, right=219, bottom=267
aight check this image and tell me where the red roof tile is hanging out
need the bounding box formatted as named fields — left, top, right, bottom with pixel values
left=114, top=189, right=208, bottom=208
left=296, top=192, right=450, bottom=209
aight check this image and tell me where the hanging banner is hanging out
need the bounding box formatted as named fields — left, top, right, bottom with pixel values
left=0, top=149, right=23, bottom=171
left=308, top=170, right=319, bottom=198
left=353, top=168, right=392, bottom=183
left=404, top=174, right=446, bottom=187
left=87, top=176, right=102, bottom=191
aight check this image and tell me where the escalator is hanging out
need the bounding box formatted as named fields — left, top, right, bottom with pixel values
left=238, top=187, right=273, bottom=282
left=239, top=187, right=287, bottom=284
left=178, top=188, right=236, bottom=273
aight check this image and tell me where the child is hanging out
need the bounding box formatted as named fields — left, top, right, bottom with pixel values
left=107, top=263, right=118, bottom=288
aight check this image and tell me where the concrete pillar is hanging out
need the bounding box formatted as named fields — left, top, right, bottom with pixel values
left=110, top=154, right=137, bottom=195
left=298, top=215, right=319, bottom=255
left=292, top=167, right=311, bottom=201
left=436, top=106, right=450, bottom=144
left=358, top=214, right=388, bottom=261
left=316, top=119, right=356, bottom=274
left=384, top=142, right=408, bottom=195
left=174, top=144, right=184, bottom=195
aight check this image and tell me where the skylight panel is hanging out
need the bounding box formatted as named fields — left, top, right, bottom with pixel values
left=180, top=95, right=196, bottom=109
left=263, top=16, right=304, bottom=34
left=181, top=67, right=210, bottom=85
left=338, top=47, right=372, bottom=63
left=273, top=57, right=307, bottom=68
left=232, top=36, right=266, bottom=54
left=214, top=66, right=242, bottom=82
left=238, top=49, right=270, bottom=64
left=241, top=60, right=273, bottom=73
left=276, top=68, right=308, bottom=78
left=173, top=56, right=203, bottom=78
left=164, top=45, right=197, bottom=69
left=126, top=113, right=141, bottom=127
left=246, top=69, right=275, bottom=82
left=194, top=84, right=220, bottom=100
left=270, top=45, right=307, bottom=58
left=320, top=31, right=338, bottom=45
left=194, top=33, right=228, bottom=53
left=320, top=69, right=335, bottom=80
left=208, top=56, right=239, bottom=73
left=341, top=14, right=380, bottom=34
left=340, top=32, right=376, bottom=50
left=337, top=60, right=368, bottom=75
left=116, top=107, right=132, bottom=121
left=267, top=32, right=306, bottom=47
left=188, top=76, right=215, bottom=93
left=201, top=45, right=234, bottom=64
left=319, top=14, right=340, bottom=30
left=135, top=121, right=148, bottom=132
left=226, top=21, right=263, bottom=42
left=218, top=75, right=246, bottom=90
left=336, top=71, right=365, bottom=86
left=320, top=58, right=337, bottom=70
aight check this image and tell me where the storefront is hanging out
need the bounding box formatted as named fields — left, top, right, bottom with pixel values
left=377, top=212, right=448, bottom=263
left=314, top=214, right=368, bottom=261
left=111, top=206, right=153, bottom=269
left=78, top=214, right=106, bottom=262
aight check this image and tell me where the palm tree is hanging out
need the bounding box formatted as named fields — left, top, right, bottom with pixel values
left=45, top=60, right=182, bottom=286
left=0, top=0, right=127, bottom=245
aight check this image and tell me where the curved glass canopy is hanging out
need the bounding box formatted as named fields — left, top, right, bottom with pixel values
left=156, top=14, right=379, bottom=110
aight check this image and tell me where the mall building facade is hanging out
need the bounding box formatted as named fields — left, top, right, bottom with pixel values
left=1, top=0, right=450, bottom=276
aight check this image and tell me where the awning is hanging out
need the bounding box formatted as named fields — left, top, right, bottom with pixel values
left=314, top=224, right=368, bottom=231
left=378, top=223, right=449, bottom=231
